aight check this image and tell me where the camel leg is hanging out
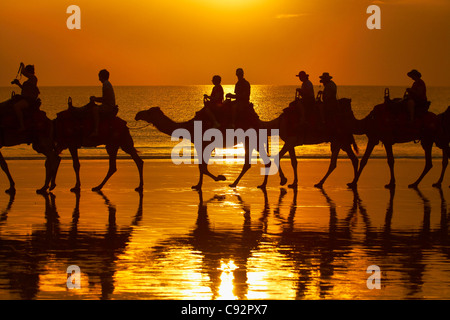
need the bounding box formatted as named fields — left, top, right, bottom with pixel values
left=409, top=142, right=433, bottom=189
left=203, top=164, right=226, bottom=183
left=92, top=145, right=119, bottom=191
left=258, top=142, right=290, bottom=189
left=121, top=145, right=144, bottom=192
left=229, top=144, right=251, bottom=188
left=384, top=143, right=396, bottom=189
left=433, top=145, right=449, bottom=188
left=0, top=151, right=15, bottom=194
left=192, top=164, right=204, bottom=190
left=69, top=147, right=81, bottom=193
left=315, top=143, right=340, bottom=189
left=49, top=154, right=61, bottom=192
left=347, top=139, right=377, bottom=189
left=343, top=144, right=359, bottom=187
left=288, top=148, right=298, bottom=188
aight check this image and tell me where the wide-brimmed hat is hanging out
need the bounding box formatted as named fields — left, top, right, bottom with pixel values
left=407, top=69, right=421, bottom=79
left=319, top=72, right=332, bottom=82
left=296, top=71, right=308, bottom=78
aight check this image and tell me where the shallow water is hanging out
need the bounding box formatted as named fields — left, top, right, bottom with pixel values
left=0, top=159, right=450, bottom=300
left=1, top=85, right=450, bottom=159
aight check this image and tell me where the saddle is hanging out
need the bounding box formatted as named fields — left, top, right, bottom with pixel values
left=56, top=104, right=126, bottom=147
left=196, top=99, right=260, bottom=130
left=284, top=98, right=351, bottom=138
left=0, top=96, right=42, bottom=130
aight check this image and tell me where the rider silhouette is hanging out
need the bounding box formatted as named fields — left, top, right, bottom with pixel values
left=89, top=69, right=116, bottom=136
left=406, top=69, right=427, bottom=122
left=11, top=63, right=40, bottom=132
left=226, top=68, right=251, bottom=128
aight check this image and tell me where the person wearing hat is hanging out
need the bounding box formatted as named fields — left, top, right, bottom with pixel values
left=296, top=71, right=315, bottom=105
left=295, top=71, right=315, bottom=125
left=406, top=69, right=427, bottom=122
left=11, top=62, right=40, bottom=132
left=317, top=72, right=337, bottom=124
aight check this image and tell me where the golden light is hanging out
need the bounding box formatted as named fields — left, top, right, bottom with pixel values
left=217, top=259, right=239, bottom=300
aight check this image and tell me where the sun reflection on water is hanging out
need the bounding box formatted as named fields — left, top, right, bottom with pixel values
left=217, top=260, right=239, bottom=300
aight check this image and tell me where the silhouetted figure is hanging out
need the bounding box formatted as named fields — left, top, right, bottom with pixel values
left=203, top=75, right=224, bottom=128
left=11, top=63, right=40, bottom=132
left=226, top=68, right=251, bottom=128
left=88, top=69, right=117, bottom=136
left=295, top=71, right=315, bottom=125
left=317, top=72, right=337, bottom=124
left=406, top=69, right=427, bottom=122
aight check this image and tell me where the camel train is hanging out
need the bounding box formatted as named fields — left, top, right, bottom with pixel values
left=1, top=64, right=449, bottom=192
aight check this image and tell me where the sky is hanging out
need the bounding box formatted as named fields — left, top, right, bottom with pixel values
left=0, top=0, right=449, bottom=86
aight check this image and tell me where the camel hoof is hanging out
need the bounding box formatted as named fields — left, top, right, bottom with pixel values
left=92, top=186, right=102, bottom=192
left=347, top=182, right=357, bottom=189
left=5, top=187, right=16, bottom=195
left=432, top=182, right=442, bottom=188
left=288, top=183, right=297, bottom=189
left=257, top=184, right=266, bottom=189
left=49, top=183, right=56, bottom=191
left=36, top=187, right=48, bottom=195
left=191, top=185, right=201, bottom=190
left=216, top=175, right=226, bottom=181
left=229, top=183, right=237, bottom=188
left=280, top=176, right=288, bottom=186
left=71, top=186, right=80, bottom=193
left=314, top=183, right=324, bottom=189
left=135, top=186, right=143, bottom=192
left=385, top=183, right=396, bottom=189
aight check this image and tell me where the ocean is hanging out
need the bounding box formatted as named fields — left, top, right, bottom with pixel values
left=1, top=85, right=449, bottom=159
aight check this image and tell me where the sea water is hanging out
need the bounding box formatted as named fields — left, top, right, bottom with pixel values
left=1, top=85, right=449, bottom=159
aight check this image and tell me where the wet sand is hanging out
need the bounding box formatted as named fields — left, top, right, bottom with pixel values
left=0, top=158, right=450, bottom=300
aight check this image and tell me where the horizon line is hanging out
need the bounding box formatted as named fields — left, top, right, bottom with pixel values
left=1, top=84, right=449, bottom=88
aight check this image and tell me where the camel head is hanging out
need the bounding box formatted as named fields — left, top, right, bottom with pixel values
left=135, top=107, right=165, bottom=124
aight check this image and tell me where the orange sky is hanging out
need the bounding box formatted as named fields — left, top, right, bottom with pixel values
left=0, top=0, right=449, bottom=86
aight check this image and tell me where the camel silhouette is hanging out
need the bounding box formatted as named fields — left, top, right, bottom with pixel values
left=347, top=99, right=450, bottom=189
left=54, top=100, right=143, bottom=192
left=0, top=98, right=60, bottom=194
left=135, top=103, right=277, bottom=189
left=259, top=98, right=359, bottom=189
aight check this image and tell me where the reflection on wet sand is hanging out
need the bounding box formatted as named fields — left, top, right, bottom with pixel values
left=0, top=191, right=143, bottom=299
left=0, top=182, right=450, bottom=299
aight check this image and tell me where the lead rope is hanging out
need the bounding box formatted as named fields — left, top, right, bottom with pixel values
left=127, top=121, right=152, bottom=130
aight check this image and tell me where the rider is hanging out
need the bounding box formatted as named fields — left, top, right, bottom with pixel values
left=11, top=63, right=40, bottom=132
left=89, top=69, right=116, bottom=136
left=226, top=68, right=251, bottom=128
left=203, top=75, right=224, bottom=128
left=317, top=72, right=337, bottom=124
left=295, top=71, right=315, bottom=124
left=406, top=69, right=427, bottom=122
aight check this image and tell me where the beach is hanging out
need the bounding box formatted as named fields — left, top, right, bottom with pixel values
left=1, top=158, right=450, bottom=300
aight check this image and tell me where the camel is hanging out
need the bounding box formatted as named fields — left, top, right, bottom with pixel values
left=259, top=98, right=360, bottom=189
left=0, top=98, right=60, bottom=194
left=347, top=97, right=450, bottom=189
left=135, top=103, right=277, bottom=189
left=53, top=100, right=143, bottom=192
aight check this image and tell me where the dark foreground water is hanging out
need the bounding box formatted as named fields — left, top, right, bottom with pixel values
left=0, top=159, right=450, bottom=300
